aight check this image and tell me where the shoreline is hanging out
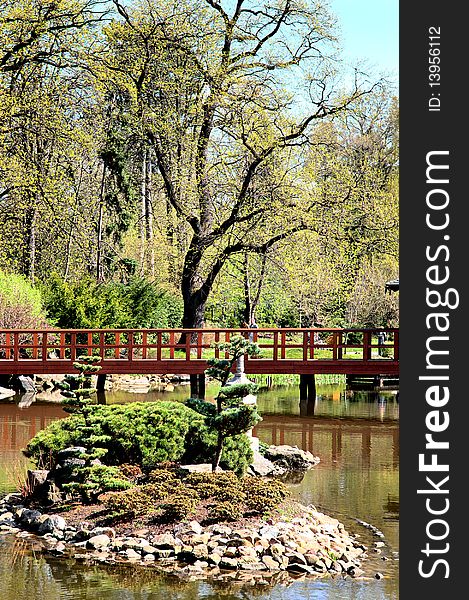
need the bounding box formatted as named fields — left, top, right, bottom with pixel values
left=0, top=491, right=378, bottom=584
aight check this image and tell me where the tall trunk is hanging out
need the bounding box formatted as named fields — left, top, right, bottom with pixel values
left=242, top=252, right=267, bottom=323
left=26, top=204, right=37, bottom=283
left=243, top=253, right=252, bottom=324
left=139, top=147, right=147, bottom=276
left=145, top=148, right=154, bottom=277
left=96, top=162, right=106, bottom=283
left=64, top=164, right=84, bottom=281
left=182, top=294, right=206, bottom=329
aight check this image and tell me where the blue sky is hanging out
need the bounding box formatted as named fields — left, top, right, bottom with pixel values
left=331, top=0, right=399, bottom=80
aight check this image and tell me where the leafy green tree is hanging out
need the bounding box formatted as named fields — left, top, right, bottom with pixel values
left=187, top=335, right=261, bottom=472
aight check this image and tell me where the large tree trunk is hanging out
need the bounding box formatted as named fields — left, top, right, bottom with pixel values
left=182, top=292, right=207, bottom=329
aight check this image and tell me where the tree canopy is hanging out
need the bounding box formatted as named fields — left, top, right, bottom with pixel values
left=0, top=0, right=399, bottom=329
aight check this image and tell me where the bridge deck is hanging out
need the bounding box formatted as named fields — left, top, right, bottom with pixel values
left=0, top=328, right=399, bottom=376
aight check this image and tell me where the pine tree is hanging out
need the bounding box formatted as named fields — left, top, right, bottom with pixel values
left=187, top=335, right=262, bottom=472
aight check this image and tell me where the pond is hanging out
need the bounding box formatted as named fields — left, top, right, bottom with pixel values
left=0, top=382, right=399, bottom=600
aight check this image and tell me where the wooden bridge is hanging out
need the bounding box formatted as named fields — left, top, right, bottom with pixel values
left=0, top=327, right=398, bottom=377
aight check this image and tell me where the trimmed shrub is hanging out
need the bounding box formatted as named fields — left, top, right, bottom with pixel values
left=25, top=401, right=206, bottom=470
left=242, top=477, right=289, bottom=514
left=207, top=501, right=243, bottom=523
left=25, top=401, right=253, bottom=476
left=160, top=489, right=199, bottom=522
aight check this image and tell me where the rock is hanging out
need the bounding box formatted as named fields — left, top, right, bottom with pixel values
left=286, top=551, right=307, bottom=566
left=262, top=556, right=280, bottom=570
left=124, top=548, right=141, bottom=560
left=17, top=375, right=36, bottom=393
left=3, top=493, right=22, bottom=505
left=44, top=480, right=63, bottom=504
left=207, top=524, right=232, bottom=536
left=0, top=512, right=14, bottom=521
left=191, top=533, right=211, bottom=545
left=26, top=470, right=49, bottom=496
left=287, top=563, right=315, bottom=574
left=152, top=533, right=178, bottom=548
left=191, top=544, right=209, bottom=560
left=188, top=520, right=203, bottom=535
left=87, top=535, right=111, bottom=549
left=349, top=566, right=365, bottom=578
left=179, top=464, right=220, bottom=473
left=249, top=451, right=285, bottom=477
left=0, top=512, right=15, bottom=526
left=18, top=508, right=42, bottom=529
left=375, top=572, right=384, bottom=580
left=219, top=557, right=238, bottom=570
left=270, top=542, right=285, bottom=556
left=154, top=549, right=174, bottom=559
left=89, top=526, right=115, bottom=538
left=263, top=445, right=320, bottom=471
left=37, top=515, right=66, bottom=534
left=143, top=554, right=155, bottom=561
left=208, top=552, right=222, bottom=565
left=0, top=386, right=15, bottom=400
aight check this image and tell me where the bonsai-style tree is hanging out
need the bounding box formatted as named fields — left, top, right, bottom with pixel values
left=56, top=355, right=130, bottom=500
left=187, top=335, right=262, bottom=472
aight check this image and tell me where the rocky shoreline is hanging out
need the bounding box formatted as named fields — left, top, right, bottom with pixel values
left=0, top=491, right=377, bottom=583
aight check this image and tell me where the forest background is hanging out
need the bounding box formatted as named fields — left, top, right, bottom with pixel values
left=0, top=0, right=398, bottom=332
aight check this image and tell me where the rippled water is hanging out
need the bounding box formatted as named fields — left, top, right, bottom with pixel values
left=0, top=382, right=399, bottom=599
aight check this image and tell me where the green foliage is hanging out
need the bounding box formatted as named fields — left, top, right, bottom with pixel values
left=242, top=477, right=289, bottom=514
left=99, top=469, right=288, bottom=524
left=207, top=501, right=242, bottom=523
left=100, top=487, right=156, bottom=518
left=188, top=335, right=261, bottom=472
left=160, top=489, right=199, bottom=522
left=42, top=274, right=183, bottom=329
left=0, top=270, right=48, bottom=328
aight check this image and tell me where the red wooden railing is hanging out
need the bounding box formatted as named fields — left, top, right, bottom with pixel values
left=0, top=328, right=399, bottom=376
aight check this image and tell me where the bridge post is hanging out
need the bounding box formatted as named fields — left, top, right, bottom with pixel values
left=299, top=373, right=316, bottom=403
left=189, top=373, right=206, bottom=399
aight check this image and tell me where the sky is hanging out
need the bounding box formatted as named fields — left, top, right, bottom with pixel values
left=331, top=0, right=399, bottom=80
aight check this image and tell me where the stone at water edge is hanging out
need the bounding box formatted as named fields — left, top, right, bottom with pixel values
left=263, top=445, right=320, bottom=470
left=86, top=535, right=111, bottom=549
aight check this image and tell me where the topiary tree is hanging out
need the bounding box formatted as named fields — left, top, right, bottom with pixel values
left=187, top=335, right=262, bottom=472
left=55, top=355, right=131, bottom=500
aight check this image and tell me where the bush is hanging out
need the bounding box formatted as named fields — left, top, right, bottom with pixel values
left=0, top=270, right=48, bottom=328
left=25, top=401, right=252, bottom=476
left=160, top=489, right=199, bottom=522
left=183, top=430, right=253, bottom=476
left=42, top=274, right=183, bottom=329
left=242, top=477, right=289, bottom=514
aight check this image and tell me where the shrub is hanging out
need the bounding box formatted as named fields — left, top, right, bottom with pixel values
left=207, top=501, right=243, bottom=523
left=183, top=430, right=253, bottom=476
left=42, top=274, right=183, bottom=329
left=25, top=401, right=252, bottom=476
left=0, top=270, right=48, bottom=328
left=100, top=488, right=156, bottom=518
left=242, top=477, right=289, bottom=514
left=160, top=489, right=199, bottom=522
left=25, top=401, right=204, bottom=469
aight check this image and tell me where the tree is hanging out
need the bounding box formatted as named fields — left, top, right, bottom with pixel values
left=104, top=0, right=376, bottom=328
left=187, top=335, right=261, bottom=472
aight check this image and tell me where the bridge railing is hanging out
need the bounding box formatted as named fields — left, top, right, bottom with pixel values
left=0, top=328, right=398, bottom=365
